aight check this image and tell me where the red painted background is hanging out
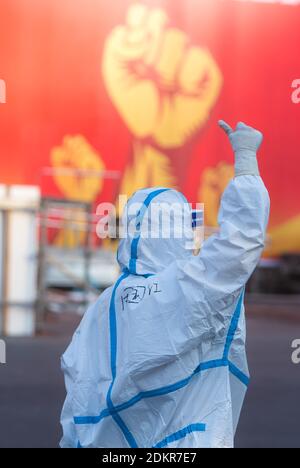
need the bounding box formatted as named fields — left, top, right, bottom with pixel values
left=0, top=0, right=300, bottom=252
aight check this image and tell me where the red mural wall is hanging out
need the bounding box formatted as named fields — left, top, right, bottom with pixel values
left=0, top=0, right=300, bottom=255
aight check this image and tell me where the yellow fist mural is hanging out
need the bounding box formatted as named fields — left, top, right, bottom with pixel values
left=50, top=135, right=105, bottom=248
left=102, top=3, right=222, bottom=149
left=51, top=135, right=105, bottom=203
left=198, top=162, right=234, bottom=228
left=119, top=142, right=177, bottom=201
left=266, top=215, right=300, bottom=257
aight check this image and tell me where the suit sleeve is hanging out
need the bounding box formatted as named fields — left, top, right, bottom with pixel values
left=126, top=176, right=270, bottom=377
left=176, top=174, right=270, bottom=341
left=198, top=175, right=270, bottom=292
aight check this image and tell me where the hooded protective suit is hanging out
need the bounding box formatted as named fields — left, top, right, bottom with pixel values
left=60, top=123, right=270, bottom=448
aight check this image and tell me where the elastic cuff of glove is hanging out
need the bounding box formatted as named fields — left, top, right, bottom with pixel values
left=234, top=151, right=260, bottom=177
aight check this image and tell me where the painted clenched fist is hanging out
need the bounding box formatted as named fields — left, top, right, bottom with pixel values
left=51, top=135, right=105, bottom=203
left=102, top=4, right=223, bottom=149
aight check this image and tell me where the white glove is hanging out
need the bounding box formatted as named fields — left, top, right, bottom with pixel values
left=218, top=120, right=263, bottom=177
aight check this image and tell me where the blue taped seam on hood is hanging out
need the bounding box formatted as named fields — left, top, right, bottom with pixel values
left=117, top=188, right=194, bottom=276
left=128, top=188, right=170, bottom=275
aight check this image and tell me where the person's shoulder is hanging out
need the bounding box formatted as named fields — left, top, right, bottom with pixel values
left=91, top=285, right=114, bottom=314
left=77, top=285, right=113, bottom=327
left=97, top=284, right=114, bottom=302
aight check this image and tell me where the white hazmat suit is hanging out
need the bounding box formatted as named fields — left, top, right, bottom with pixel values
left=60, top=121, right=270, bottom=448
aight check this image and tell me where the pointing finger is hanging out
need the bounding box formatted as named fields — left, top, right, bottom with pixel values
left=218, top=120, right=233, bottom=135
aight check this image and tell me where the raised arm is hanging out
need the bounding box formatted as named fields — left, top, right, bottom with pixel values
left=196, top=121, right=270, bottom=299
left=139, top=121, right=271, bottom=364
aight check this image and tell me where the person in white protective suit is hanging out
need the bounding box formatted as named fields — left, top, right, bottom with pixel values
left=60, top=121, right=270, bottom=448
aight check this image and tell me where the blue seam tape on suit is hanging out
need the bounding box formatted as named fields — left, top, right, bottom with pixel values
left=75, top=189, right=249, bottom=449
left=106, top=271, right=138, bottom=448
left=128, top=189, right=169, bottom=275
left=228, top=361, right=250, bottom=386
left=74, top=294, right=248, bottom=426
left=223, top=289, right=245, bottom=360
left=74, top=359, right=228, bottom=425
left=153, top=423, right=206, bottom=448
left=104, top=190, right=169, bottom=448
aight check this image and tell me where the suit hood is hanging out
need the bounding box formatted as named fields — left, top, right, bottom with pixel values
left=117, top=188, right=194, bottom=276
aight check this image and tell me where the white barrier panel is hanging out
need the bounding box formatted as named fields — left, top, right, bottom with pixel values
left=0, top=185, right=40, bottom=336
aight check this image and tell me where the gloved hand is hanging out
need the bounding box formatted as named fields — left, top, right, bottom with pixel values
left=218, top=120, right=263, bottom=177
